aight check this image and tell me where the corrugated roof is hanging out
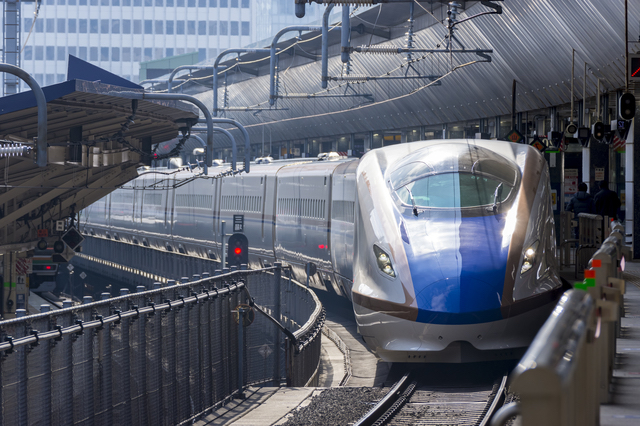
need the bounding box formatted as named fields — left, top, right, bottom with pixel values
left=190, top=0, right=638, bottom=144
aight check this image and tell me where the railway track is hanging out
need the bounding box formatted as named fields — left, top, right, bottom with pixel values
left=355, top=373, right=508, bottom=426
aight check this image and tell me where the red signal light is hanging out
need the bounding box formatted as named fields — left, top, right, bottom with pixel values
left=318, top=244, right=325, bottom=249
left=46, top=266, right=52, bottom=270
left=234, top=247, right=242, bottom=255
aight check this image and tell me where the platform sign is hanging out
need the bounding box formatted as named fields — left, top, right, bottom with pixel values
left=565, top=169, right=578, bottom=194
left=530, top=136, right=545, bottom=152
left=233, top=215, right=244, bottom=233
left=505, top=129, right=524, bottom=144
left=595, top=168, right=605, bottom=182
left=37, top=229, right=49, bottom=238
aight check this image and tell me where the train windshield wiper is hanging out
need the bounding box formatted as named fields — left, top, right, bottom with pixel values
left=489, top=182, right=503, bottom=212
left=406, top=187, right=419, bottom=216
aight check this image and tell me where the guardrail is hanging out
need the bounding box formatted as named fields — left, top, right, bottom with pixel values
left=492, top=220, right=626, bottom=426
left=0, top=265, right=324, bottom=426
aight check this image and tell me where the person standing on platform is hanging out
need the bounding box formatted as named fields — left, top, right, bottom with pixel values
left=594, top=180, right=621, bottom=220
left=567, top=182, right=594, bottom=238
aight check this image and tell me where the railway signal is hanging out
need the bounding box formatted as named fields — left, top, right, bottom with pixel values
left=619, top=93, right=636, bottom=120
left=592, top=122, right=605, bottom=141
left=227, top=233, right=249, bottom=267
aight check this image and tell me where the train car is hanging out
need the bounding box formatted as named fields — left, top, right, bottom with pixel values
left=81, top=139, right=565, bottom=362
left=353, top=140, right=564, bottom=362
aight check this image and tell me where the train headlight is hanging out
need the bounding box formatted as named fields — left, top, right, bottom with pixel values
left=373, top=245, right=396, bottom=278
left=521, top=240, right=539, bottom=274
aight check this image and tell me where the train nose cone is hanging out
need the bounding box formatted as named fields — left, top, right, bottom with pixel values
left=414, top=276, right=503, bottom=324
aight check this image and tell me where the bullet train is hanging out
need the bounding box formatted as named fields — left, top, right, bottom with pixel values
left=82, top=139, right=566, bottom=363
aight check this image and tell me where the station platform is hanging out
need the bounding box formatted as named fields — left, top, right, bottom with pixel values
left=197, top=262, right=640, bottom=426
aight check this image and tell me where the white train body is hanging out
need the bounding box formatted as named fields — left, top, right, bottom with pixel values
left=82, top=139, right=563, bottom=362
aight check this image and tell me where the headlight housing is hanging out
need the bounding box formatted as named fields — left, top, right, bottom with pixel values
left=373, top=245, right=396, bottom=278
left=520, top=240, right=539, bottom=274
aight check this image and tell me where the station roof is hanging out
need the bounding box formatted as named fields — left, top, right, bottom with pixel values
left=0, top=78, right=199, bottom=145
left=0, top=60, right=200, bottom=251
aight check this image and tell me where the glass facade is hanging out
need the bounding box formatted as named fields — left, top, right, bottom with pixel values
left=17, top=0, right=324, bottom=88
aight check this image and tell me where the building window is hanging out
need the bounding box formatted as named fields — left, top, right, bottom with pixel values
left=166, top=48, right=174, bottom=57
left=123, top=20, right=131, bottom=34
left=209, top=21, right=217, bottom=35
left=177, top=0, right=184, bottom=6
left=90, top=19, right=98, bottom=34
left=208, top=48, right=217, bottom=58
left=155, top=0, right=163, bottom=5
left=134, top=20, right=142, bottom=34
left=24, top=46, right=32, bottom=60
left=155, top=21, right=163, bottom=34
left=198, top=21, right=206, bottom=35
left=68, top=19, right=76, bottom=33
left=123, top=47, right=131, bottom=61
left=241, top=0, right=248, bottom=7
left=68, top=46, right=76, bottom=57
left=68, top=0, right=76, bottom=4
left=112, top=0, right=120, bottom=5
left=220, top=0, right=227, bottom=7
left=46, top=46, right=54, bottom=60
left=209, top=0, right=217, bottom=6
left=144, top=48, right=153, bottom=61
left=24, top=18, right=33, bottom=29
left=36, top=19, right=43, bottom=32
left=111, top=20, right=120, bottom=34
left=231, top=0, right=237, bottom=7
left=57, top=19, right=65, bottom=33
left=144, top=20, right=152, bottom=34
left=57, top=46, right=65, bottom=61
left=79, top=47, right=87, bottom=60
left=188, top=0, right=195, bottom=6
left=46, top=18, right=54, bottom=33
left=230, top=21, right=238, bottom=36
left=187, top=21, right=196, bottom=35
left=220, top=21, right=228, bottom=35
left=59, top=0, right=67, bottom=4
left=134, top=48, right=142, bottom=62
left=123, top=0, right=130, bottom=4
left=198, top=0, right=205, bottom=6
left=133, top=0, right=141, bottom=5
left=166, top=21, right=174, bottom=35
left=79, top=19, right=87, bottom=34
left=101, top=47, right=109, bottom=61
left=112, top=47, right=120, bottom=61
left=241, top=21, right=249, bottom=36
left=90, top=47, right=98, bottom=61
left=101, top=19, right=109, bottom=34
left=177, top=21, right=185, bottom=35
left=57, top=74, right=65, bottom=83
left=79, top=0, right=87, bottom=4
left=144, top=0, right=152, bottom=5
left=166, top=0, right=173, bottom=5
left=46, top=74, right=54, bottom=85
left=101, top=0, right=109, bottom=5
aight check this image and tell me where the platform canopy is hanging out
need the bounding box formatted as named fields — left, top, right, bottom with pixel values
left=0, top=61, right=199, bottom=251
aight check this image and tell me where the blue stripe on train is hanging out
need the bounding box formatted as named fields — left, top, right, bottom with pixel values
left=405, top=213, right=509, bottom=325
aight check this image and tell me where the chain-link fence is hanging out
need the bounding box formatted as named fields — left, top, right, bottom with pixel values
left=0, top=266, right=324, bottom=426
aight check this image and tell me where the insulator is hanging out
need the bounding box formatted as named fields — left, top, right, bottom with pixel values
left=0, top=144, right=30, bottom=157
left=356, top=45, right=401, bottom=55
left=337, top=75, right=369, bottom=82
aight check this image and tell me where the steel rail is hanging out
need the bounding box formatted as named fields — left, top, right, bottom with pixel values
left=353, top=373, right=412, bottom=426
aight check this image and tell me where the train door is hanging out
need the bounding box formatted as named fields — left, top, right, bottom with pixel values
left=330, top=161, right=358, bottom=286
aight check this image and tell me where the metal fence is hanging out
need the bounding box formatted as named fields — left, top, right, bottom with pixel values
left=0, top=266, right=324, bottom=426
